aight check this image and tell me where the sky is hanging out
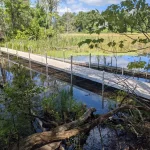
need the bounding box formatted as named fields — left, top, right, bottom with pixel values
left=59, top=0, right=124, bottom=14
left=31, top=0, right=150, bottom=15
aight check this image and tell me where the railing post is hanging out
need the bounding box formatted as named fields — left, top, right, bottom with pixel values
left=6, top=43, right=9, bottom=60
left=133, top=70, right=134, bottom=79
left=97, top=55, right=100, bottom=69
left=102, top=71, right=105, bottom=109
left=16, top=46, right=18, bottom=59
left=46, top=51, right=48, bottom=77
left=104, top=56, right=106, bottom=66
left=45, top=51, right=49, bottom=86
left=89, top=53, right=91, bottom=68
left=111, top=57, right=112, bottom=66
left=20, top=42, right=21, bottom=51
left=122, top=67, right=124, bottom=75
left=29, top=47, right=32, bottom=79
left=63, top=50, right=65, bottom=62
left=7, top=43, right=10, bottom=68
left=146, top=72, right=148, bottom=81
left=71, top=55, right=73, bottom=86
left=12, top=43, right=13, bottom=50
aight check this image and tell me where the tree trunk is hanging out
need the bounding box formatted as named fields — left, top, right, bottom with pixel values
left=12, top=106, right=150, bottom=150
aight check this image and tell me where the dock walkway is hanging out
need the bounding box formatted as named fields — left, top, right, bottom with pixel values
left=0, top=47, right=150, bottom=99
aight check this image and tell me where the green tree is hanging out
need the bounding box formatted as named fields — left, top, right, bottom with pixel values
left=75, top=10, right=102, bottom=32
left=4, top=0, right=31, bottom=38
left=103, top=0, right=150, bottom=34
left=58, top=12, right=76, bottom=33
left=79, top=0, right=150, bottom=52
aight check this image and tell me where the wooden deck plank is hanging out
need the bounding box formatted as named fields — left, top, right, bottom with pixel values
left=0, top=47, right=150, bottom=99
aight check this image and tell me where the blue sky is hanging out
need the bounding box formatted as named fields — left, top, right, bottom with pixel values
left=31, top=0, right=150, bottom=15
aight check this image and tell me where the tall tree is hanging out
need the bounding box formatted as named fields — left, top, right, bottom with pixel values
left=4, top=0, right=31, bottom=37
left=58, top=12, right=76, bottom=33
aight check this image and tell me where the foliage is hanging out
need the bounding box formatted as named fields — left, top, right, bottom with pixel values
left=0, top=0, right=61, bottom=40
left=0, top=64, right=43, bottom=147
left=127, top=60, right=146, bottom=69
left=77, top=0, right=150, bottom=51
left=58, top=12, right=76, bottom=33
left=42, top=89, right=86, bottom=122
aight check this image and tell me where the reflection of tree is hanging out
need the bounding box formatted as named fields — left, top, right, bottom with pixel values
left=0, top=67, right=6, bottom=84
left=0, top=58, right=7, bottom=84
left=127, top=61, right=146, bottom=70
left=0, top=64, right=42, bottom=147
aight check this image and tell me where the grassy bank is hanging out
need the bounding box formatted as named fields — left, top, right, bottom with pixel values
left=1, top=33, right=149, bottom=58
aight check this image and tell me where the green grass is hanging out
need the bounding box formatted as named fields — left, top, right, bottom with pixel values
left=47, top=49, right=137, bottom=59
left=1, top=33, right=149, bottom=58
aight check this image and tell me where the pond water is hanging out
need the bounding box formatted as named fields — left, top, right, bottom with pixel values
left=0, top=64, right=115, bottom=114
left=72, top=54, right=150, bottom=72
left=0, top=61, right=135, bottom=150
left=32, top=72, right=115, bottom=114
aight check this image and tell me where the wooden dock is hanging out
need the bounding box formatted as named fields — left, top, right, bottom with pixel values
left=46, top=57, right=150, bottom=79
left=0, top=47, right=150, bottom=99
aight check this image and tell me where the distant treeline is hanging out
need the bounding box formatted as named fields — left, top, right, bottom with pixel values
left=0, top=0, right=149, bottom=40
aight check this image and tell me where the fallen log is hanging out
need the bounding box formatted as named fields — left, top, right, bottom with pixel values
left=12, top=105, right=150, bottom=150
left=36, top=142, right=62, bottom=150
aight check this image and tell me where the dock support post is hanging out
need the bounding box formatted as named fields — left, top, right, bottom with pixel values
left=146, top=72, right=148, bottom=81
left=20, top=42, right=21, bottom=51
left=71, top=55, right=73, bottom=86
left=40, top=48, right=43, bottom=63
left=89, top=53, right=91, bottom=68
left=104, top=56, right=106, bottom=66
left=6, top=43, right=9, bottom=60
left=16, top=48, right=18, bottom=59
left=29, top=47, right=32, bottom=79
left=133, top=70, right=134, bottom=79
left=111, top=57, right=112, bottom=66
left=97, top=55, right=100, bottom=69
left=63, top=50, right=65, bottom=62
left=122, top=67, right=124, bottom=75
left=102, top=71, right=105, bottom=109
left=12, top=43, right=13, bottom=50
left=45, top=51, right=49, bottom=85
left=7, top=43, right=10, bottom=68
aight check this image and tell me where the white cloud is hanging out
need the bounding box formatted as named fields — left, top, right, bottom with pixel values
left=58, top=1, right=89, bottom=15
left=79, top=0, right=124, bottom=6
left=58, top=0, right=124, bottom=15
left=58, top=6, right=72, bottom=15
left=66, top=0, right=76, bottom=5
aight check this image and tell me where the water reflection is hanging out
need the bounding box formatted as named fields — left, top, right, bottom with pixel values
left=0, top=63, right=115, bottom=114
left=73, top=55, right=150, bottom=72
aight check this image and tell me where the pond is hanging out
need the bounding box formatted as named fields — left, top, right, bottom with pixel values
left=0, top=61, right=118, bottom=149
left=72, top=54, right=150, bottom=72
left=0, top=60, right=141, bottom=150
left=32, top=72, right=116, bottom=114
left=0, top=61, right=116, bottom=114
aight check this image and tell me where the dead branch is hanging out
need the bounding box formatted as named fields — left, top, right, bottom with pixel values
left=12, top=105, right=150, bottom=150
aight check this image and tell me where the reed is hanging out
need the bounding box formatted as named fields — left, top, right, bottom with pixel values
left=3, top=33, right=150, bottom=58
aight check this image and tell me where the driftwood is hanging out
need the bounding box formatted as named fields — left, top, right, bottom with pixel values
left=12, top=105, right=150, bottom=150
